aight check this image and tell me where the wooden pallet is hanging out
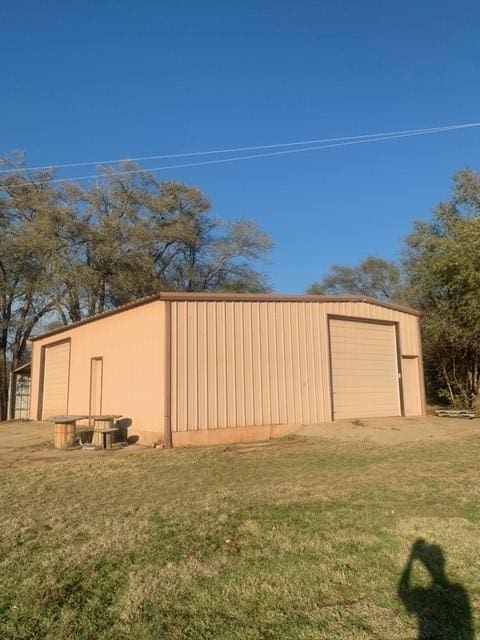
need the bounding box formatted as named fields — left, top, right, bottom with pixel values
left=434, top=409, right=476, bottom=419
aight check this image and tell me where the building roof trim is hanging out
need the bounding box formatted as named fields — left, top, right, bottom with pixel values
left=29, top=291, right=421, bottom=342
left=14, top=361, right=32, bottom=374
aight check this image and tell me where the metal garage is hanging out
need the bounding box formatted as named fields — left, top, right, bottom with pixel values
left=28, top=293, right=426, bottom=446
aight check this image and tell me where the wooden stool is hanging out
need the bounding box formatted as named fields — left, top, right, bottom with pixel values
left=96, top=428, right=119, bottom=449
left=92, top=415, right=122, bottom=448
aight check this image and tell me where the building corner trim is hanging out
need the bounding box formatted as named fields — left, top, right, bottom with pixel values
left=164, top=301, right=173, bottom=448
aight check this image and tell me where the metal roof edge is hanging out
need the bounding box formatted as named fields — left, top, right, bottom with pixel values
left=29, top=292, right=421, bottom=342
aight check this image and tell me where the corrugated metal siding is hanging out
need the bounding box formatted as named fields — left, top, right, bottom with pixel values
left=170, top=299, right=423, bottom=432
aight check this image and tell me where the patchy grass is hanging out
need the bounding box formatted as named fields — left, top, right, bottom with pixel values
left=0, top=435, right=479, bottom=639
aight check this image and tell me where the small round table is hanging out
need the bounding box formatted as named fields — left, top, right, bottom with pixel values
left=46, top=415, right=87, bottom=449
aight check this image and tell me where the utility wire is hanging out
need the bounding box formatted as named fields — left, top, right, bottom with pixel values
left=0, top=121, right=478, bottom=175
left=3, top=124, right=480, bottom=188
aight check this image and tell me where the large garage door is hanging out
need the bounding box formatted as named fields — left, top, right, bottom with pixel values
left=41, top=341, right=70, bottom=418
left=329, top=318, right=401, bottom=420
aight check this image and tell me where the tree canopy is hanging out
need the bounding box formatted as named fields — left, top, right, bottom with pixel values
left=403, top=168, right=480, bottom=407
left=307, top=256, right=401, bottom=300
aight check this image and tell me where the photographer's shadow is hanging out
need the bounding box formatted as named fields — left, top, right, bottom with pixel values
left=398, top=539, right=473, bottom=639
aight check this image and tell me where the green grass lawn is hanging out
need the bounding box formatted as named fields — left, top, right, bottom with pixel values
left=0, top=434, right=479, bottom=639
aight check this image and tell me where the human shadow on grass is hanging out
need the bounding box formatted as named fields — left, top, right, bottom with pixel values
left=398, top=538, right=473, bottom=639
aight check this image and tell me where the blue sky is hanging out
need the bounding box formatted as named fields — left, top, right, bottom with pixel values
left=1, top=1, right=479, bottom=292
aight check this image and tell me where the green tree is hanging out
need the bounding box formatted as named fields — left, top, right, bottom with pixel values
left=404, top=168, right=480, bottom=407
left=307, top=256, right=401, bottom=300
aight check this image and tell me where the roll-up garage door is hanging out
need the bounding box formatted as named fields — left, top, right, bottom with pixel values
left=329, top=318, right=401, bottom=420
left=41, top=341, right=70, bottom=418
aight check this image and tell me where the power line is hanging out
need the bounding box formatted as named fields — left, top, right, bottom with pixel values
left=3, top=124, right=479, bottom=188
left=0, top=121, right=478, bottom=175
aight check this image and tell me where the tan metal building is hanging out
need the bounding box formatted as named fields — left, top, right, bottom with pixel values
left=29, top=292, right=425, bottom=446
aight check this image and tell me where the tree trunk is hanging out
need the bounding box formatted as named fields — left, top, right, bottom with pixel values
left=0, top=351, right=8, bottom=421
